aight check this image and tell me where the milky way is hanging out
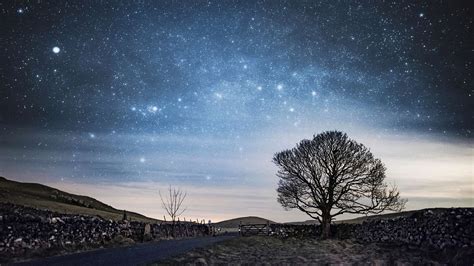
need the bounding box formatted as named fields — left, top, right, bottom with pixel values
left=1, top=1, right=472, bottom=221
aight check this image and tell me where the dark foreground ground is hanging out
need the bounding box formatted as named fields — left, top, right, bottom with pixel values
left=15, top=235, right=235, bottom=266
left=159, top=236, right=474, bottom=265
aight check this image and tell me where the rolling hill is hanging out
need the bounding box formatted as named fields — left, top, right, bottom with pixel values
left=215, top=209, right=458, bottom=228
left=214, top=216, right=276, bottom=228
left=286, top=211, right=420, bottom=225
left=0, top=176, right=158, bottom=223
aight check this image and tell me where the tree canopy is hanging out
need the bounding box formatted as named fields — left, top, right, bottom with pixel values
left=273, top=131, right=406, bottom=238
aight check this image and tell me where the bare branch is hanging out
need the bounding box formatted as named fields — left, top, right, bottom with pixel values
left=273, top=130, right=407, bottom=238
left=159, top=185, right=187, bottom=222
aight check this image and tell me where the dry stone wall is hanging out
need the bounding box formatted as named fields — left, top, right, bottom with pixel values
left=270, top=208, right=473, bottom=251
left=0, top=203, right=210, bottom=261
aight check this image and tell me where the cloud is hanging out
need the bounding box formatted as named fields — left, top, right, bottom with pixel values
left=2, top=127, right=471, bottom=222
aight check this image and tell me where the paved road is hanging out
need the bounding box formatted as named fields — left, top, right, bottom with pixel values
left=17, top=235, right=236, bottom=266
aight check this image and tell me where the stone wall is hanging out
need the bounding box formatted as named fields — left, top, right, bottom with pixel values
left=0, top=203, right=210, bottom=261
left=270, top=208, right=473, bottom=250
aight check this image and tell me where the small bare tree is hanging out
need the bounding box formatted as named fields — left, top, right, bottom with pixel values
left=159, top=186, right=187, bottom=223
left=273, top=131, right=406, bottom=239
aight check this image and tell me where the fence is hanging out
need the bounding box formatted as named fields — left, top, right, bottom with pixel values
left=239, top=221, right=271, bottom=236
left=236, top=208, right=473, bottom=251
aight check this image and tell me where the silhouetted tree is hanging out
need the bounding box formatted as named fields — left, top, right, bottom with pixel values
left=159, top=186, right=187, bottom=223
left=273, top=131, right=406, bottom=238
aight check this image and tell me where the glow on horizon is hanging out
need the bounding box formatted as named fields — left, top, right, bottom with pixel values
left=2, top=129, right=472, bottom=223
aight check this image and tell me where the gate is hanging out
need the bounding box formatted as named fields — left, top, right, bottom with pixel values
left=239, top=222, right=271, bottom=236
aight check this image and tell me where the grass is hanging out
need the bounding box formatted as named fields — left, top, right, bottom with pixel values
left=159, top=236, right=468, bottom=265
left=0, top=176, right=159, bottom=223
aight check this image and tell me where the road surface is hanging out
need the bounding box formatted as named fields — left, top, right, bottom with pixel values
left=17, top=235, right=236, bottom=266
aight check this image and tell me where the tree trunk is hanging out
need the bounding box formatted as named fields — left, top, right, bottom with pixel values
left=321, top=212, right=331, bottom=239
left=172, top=219, right=176, bottom=238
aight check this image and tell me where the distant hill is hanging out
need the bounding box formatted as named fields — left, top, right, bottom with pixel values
left=284, top=219, right=318, bottom=225
left=215, top=208, right=461, bottom=228
left=287, top=208, right=458, bottom=225
left=214, top=216, right=276, bottom=228
left=0, top=176, right=158, bottom=223
left=333, top=210, right=418, bottom=224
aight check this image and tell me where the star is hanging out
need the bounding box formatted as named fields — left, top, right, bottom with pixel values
left=147, top=105, right=158, bottom=113
left=1, top=0, right=471, bottom=222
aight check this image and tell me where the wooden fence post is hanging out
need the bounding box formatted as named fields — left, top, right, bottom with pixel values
left=239, top=221, right=242, bottom=236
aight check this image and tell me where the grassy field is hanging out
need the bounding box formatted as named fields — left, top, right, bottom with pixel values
left=160, top=236, right=470, bottom=265
left=0, top=176, right=158, bottom=223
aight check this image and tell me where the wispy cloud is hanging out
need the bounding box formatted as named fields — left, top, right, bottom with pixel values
left=2, top=127, right=472, bottom=222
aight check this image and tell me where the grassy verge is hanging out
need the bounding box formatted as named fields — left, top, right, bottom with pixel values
left=157, top=236, right=471, bottom=265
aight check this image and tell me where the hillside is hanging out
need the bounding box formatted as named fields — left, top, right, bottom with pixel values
left=0, top=176, right=158, bottom=223
left=216, top=208, right=462, bottom=227
left=214, top=212, right=413, bottom=228
left=333, top=210, right=419, bottom=224
left=214, top=216, right=276, bottom=228
left=286, top=208, right=460, bottom=225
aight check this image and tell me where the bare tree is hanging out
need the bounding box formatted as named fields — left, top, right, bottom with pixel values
left=159, top=186, right=187, bottom=223
left=273, top=131, right=406, bottom=238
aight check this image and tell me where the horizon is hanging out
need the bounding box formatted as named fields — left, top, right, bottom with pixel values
left=1, top=174, right=473, bottom=224
left=1, top=1, right=473, bottom=223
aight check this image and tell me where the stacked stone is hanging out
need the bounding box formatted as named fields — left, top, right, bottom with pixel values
left=350, top=208, right=473, bottom=250
left=149, top=222, right=211, bottom=239
left=269, top=224, right=321, bottom=237
left=270, top=208, right=473, bottom=251
left=0, top=203, right=211, bottom=261
left=0, top=204, right=122, bottom=258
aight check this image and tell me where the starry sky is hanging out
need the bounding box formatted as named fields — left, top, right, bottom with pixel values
left=1, top=1, right=472, bottom=222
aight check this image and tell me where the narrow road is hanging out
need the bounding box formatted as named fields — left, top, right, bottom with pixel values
left=17, top=235, right=236, bottom=266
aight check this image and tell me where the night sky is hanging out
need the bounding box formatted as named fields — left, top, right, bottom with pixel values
left=1, top=1, right=472, bottom=221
